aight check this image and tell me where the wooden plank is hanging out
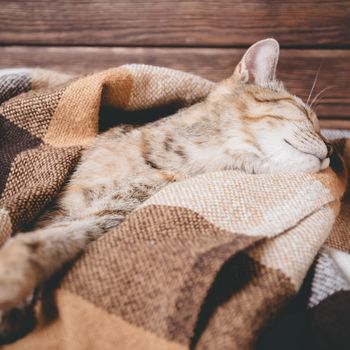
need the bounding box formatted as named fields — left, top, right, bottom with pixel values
left=0, top=46, right=349, bottom=119
left=0, top=0, right=349, bottom=47
left=320, top=119, right=350, bottom=129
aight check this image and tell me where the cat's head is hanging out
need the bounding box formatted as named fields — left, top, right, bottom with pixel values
left=207, top=38, right=331, bottom=174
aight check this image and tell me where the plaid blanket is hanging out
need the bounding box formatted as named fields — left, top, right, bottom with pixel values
left=0, top=66, right=349, bottom=350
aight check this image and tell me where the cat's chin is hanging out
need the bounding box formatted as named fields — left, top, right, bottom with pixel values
left=292, top=155, right=330, bottom=174
left=254, top=155, right=330, bottom=174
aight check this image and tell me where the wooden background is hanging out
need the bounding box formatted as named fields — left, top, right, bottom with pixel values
left=0, top=0, right=349, bottom=127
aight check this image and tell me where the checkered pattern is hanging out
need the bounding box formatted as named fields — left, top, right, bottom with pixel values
left=0, top=67, right=349, bottom=350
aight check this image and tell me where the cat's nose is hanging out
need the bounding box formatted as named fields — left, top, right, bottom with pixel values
left=320, top=157, right=330, bottom=170
left=325, top=142, right=333, bottom=157
left=319, top=141, right=332, bottom=171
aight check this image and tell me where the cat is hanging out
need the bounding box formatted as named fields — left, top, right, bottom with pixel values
left=0, top=38, right=332, bottom=341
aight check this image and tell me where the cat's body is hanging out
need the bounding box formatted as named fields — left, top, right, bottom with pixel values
left=0, top=39, right=332, bottom=341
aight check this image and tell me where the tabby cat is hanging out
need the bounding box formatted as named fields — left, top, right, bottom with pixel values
left=0, top=39, right=331, bottom=340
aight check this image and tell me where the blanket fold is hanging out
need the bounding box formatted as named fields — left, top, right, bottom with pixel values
left=0, top=66, right=349, bottom=350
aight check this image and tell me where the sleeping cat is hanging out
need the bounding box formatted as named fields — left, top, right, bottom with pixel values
left=0, top=38, right=332, bottom=340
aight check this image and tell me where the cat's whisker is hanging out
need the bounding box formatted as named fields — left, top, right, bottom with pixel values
left=310, top=86, right=334, bottom=108
left=307, top=66, right=321, bottom=105
left=314, top=98, right=326, bottom=112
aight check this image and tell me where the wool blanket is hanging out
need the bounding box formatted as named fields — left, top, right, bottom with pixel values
left=0, top=66, right=349, bottom=350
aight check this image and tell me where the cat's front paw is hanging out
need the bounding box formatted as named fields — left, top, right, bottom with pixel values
left=0, top=303, right=36, bottom=344
left=0, top=240, right=38, bottom=310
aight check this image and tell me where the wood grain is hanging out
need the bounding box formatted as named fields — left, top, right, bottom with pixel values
left=0, top=46, right=348, bottom=119
left=320, top=119, right=350, bottom=129
left=0, top=0, right=349, bottom=47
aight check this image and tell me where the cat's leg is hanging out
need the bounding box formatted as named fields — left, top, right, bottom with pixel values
left=0, top=297, right=36, bottom=344
left=0, top=212, right=123, bottom=311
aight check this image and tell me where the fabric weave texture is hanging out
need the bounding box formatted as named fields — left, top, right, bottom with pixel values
left=0, top=66, right=349, bottom=350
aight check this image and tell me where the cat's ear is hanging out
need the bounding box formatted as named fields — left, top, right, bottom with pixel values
left=232, top=38, right=280, bottom=85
